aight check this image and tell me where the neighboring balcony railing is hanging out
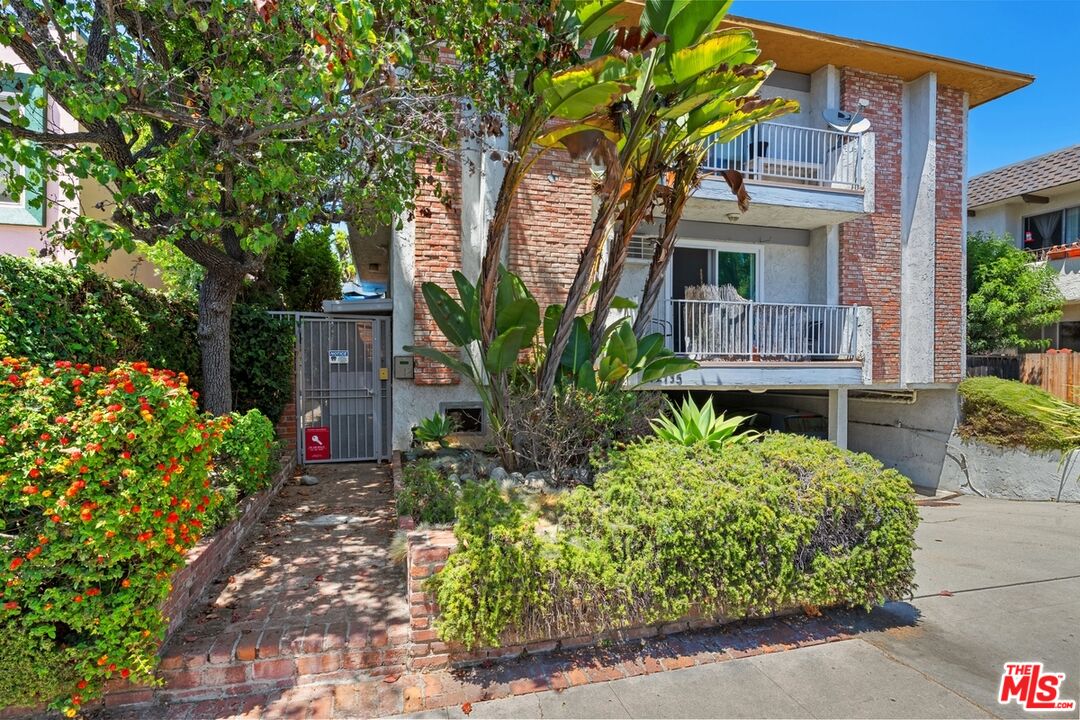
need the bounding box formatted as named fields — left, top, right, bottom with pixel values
left=703, top=122, right=864, bottom=191
left=654, top=299, right=860, bottom=361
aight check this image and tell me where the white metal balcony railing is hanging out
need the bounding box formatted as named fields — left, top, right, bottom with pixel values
left=703, top=122, right=864, bottom=191
left=653, top=299, right=860, bottom=361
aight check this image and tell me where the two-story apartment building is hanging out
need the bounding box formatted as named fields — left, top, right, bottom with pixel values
left=968, top=145, right=1080, bottom=349
left=297, top=16, right=1031, bottom=492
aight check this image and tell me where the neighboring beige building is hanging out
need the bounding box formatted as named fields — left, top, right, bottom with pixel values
left=0, top=45, right=159, bottom=287
left=968, top=144, right=1080, bottom=348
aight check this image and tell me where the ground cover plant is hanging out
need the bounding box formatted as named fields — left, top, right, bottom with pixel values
left=958, top=376, right=1077, bottom=453
left=428, top=433, right=919, bottom=649
left=397, top=459, right=460, bottom=525
left=0, top=360, right=280, bottom=713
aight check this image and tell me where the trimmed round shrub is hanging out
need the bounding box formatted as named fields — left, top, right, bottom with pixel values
left=432, top=433, right=919, bottom=648
left=0, top=359, right=228, bottom=714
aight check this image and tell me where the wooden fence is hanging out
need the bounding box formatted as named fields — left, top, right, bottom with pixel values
left=966, top=354, right=1020, bottom=380
left=1019, top=353, right=1080, bottom=405
left=968, top=353, right=1080, bottom=405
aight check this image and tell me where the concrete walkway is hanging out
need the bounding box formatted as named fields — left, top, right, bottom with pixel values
left=398, top=496, right=1080, bottom=719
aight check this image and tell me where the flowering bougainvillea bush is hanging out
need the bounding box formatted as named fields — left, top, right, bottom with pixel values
left=0, top=359, right=229, bottom=714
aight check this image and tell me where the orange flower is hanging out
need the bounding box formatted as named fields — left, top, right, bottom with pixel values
left=9, top=557, right=23, bottom=571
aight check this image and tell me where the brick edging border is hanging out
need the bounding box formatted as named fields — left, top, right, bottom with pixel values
left=101, top=450, right=299, bottom=709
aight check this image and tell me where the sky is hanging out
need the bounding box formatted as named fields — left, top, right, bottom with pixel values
left=732, top=0, right=1079, bottom=178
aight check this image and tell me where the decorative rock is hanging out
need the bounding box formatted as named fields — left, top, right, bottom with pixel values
left=509, top=472, right=525, bottom=486
left=447, top=473, right=460, bottom=485
left=489, top=466, right=509, bottom=482
left=432, top=455, right=456, bottom=471
left=460, top=473, right=476, bottom=483
left=300, top=474, right=319, bottom=486
left=522, top=471, right=552, bottom=494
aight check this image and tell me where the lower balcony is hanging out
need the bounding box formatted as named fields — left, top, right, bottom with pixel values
left=642, top=299, right=871, bottom=388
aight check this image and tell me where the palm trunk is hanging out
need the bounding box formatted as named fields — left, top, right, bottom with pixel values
left=633, top=167, right=697, bottom=338
left=477, top=108, right=544, bottom=346
left=537, top=192, right=622, bottom=396
left=589, top=171, right=660, bottom=352
left=197, top=266, right=244, bottom=415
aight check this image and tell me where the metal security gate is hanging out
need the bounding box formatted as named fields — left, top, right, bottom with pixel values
left=293, top=314, right=391, bottom=463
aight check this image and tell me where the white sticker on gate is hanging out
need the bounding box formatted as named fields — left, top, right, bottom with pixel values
left=328, top=350, right=349, bottom=364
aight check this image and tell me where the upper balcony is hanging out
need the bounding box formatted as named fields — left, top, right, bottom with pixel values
left=686, top=122, right=873, bottom=230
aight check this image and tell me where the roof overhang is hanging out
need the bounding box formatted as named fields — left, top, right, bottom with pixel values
left=619, top=5, right=1032, bottom=107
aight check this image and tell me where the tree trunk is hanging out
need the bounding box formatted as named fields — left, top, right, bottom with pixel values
left=197, top=266, right=244, bottom=415
left=589, top=171, right=660, bottom=352
left=537, top=191, right=622, bottom=396
left=633, top=171, right=694, bottom=339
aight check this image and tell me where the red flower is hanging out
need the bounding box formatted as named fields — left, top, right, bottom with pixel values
left=120, top=668, right=130, bottom=679
left=166, top=512, right=179, bottom=524
left=50, top=515, right=61, bottom=523
left=123, top=382, right=135, bottom=393
left=76, top=680, right=87, bottom=690
left=152, top=509, right=163, bottom=518
left=73, top=595, right=83, bottom=603
left=9, top=557, right=23, bottom=571
left=131, top=504, right=141, bottom=514
left=79, top=508, right=93, bottom=522
left=86, top=587, right=100, bottom=596
left=28, top=468, right=40, bottom=479
left=3, top=602, right=17, bottom=611
left=121, top=451, right=131, bottom=460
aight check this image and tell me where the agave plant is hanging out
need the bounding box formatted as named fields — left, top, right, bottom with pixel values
left=650, top=395, right=758, bottom=450
left=413, top=413, right=457, bottom=448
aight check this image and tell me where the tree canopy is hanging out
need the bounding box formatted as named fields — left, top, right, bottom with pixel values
left=0, top=0, right=489, bottom=411
left=967, top=231, right=1063, bottom=353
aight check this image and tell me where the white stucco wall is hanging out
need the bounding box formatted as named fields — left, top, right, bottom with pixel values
left=848, top=388, right=959, bottom=492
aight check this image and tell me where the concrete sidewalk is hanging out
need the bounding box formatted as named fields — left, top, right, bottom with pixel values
left=401, top=496, right=1080, bottom=719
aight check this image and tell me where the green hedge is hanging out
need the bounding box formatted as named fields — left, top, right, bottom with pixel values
left=0, top=255, right=293, bottom=422
left=958, top=376, right=1074, bottom=452
left=430, top=434, right=919, bottom=649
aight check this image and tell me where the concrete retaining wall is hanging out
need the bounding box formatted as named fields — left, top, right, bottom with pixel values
left=941, top=434, right=1080, bottom=503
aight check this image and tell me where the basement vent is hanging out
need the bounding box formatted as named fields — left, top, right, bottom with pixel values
left=628, top=235, right=658, bottom=261
left=848, top=390, right=918, bottom=405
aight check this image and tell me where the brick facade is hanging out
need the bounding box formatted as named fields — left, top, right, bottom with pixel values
left=412, top=160, right=464, bottom=386
left=410, top=150, right=593, bottom=386
left=839, top=68, right=904, bottom=384
left=934, top=85, right=966, bottom=383
left=506, top=150, right=594, bottom=309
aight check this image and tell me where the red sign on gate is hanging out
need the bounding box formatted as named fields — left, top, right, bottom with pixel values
left=305, top=426, right=331, bottom=461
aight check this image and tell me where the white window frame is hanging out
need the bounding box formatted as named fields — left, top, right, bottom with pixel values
left=0, top=92, right=27, bottom=209
left=664, top=238, right=765, bottom=302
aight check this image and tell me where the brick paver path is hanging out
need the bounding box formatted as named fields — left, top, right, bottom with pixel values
left=102, top=463, right=410, bottom=717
